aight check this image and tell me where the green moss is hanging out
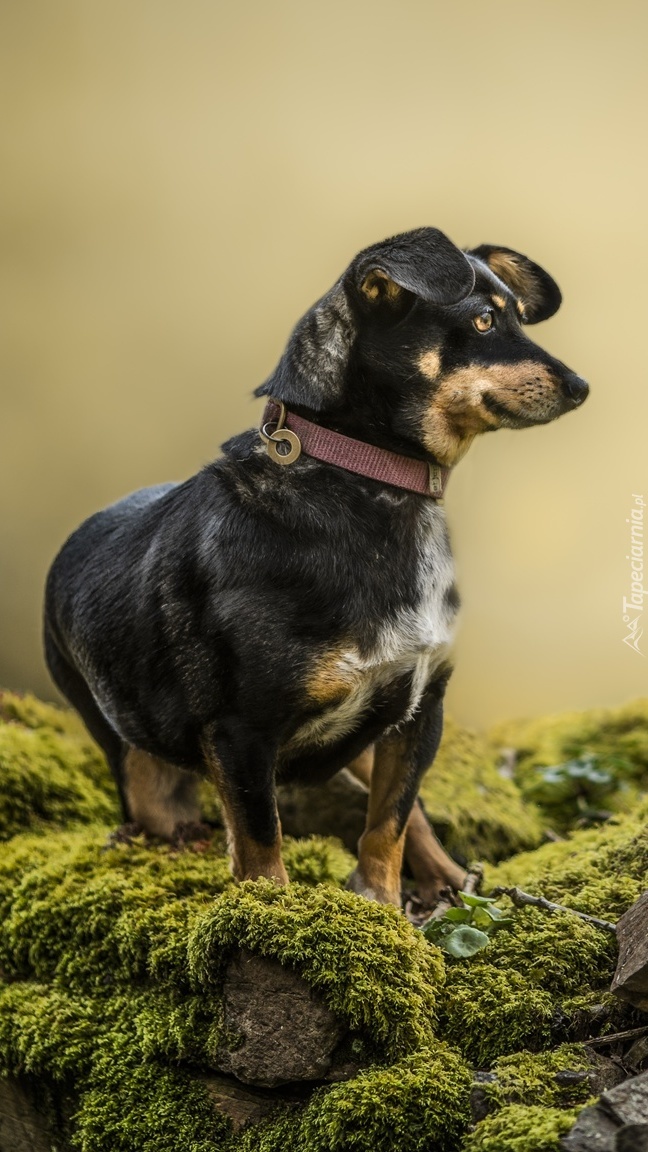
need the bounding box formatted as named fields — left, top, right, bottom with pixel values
left=462, top=1104, right=579, bottom=1151
left=72, top=1026, right=233, bottom=1152
left=440, top=807, right=648, bottom=1065
left=1, top=691, right=646, bottom=1151
left=299, top=1046, right=472, bottom=1152
left=440, top=966, right=554, bottom=1066
left=486, top=1045, right=592, bottom=1110
left=488, top=697, right=648, bottom=830
left=189, top=880, right=444, bottom=1060
left=0, top=690, right=118, bottom=839
left=487, top=803, right=648, bottom=919
left=238, top=1046, right=472, bottom=1152
left=419, top=718, right=544, bottom=863
left=281, top=835, right=354, bottom=887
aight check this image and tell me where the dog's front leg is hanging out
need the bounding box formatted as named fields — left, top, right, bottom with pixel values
left=202, top=725, right=288, bottom=885
left=347, top=672, right=457, bottom=907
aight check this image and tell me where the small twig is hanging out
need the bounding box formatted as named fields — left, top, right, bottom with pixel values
left=543, top=828, right=566, bottom=843
left=584, top=1025, right=648, bottom=1048
left=463, top=863, right=484, bottom=897
left=489, top=885, right=617, bottom=934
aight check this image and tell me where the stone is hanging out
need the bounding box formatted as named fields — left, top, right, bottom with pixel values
left=586, top=1052, right=629, bottom=1094
left=625, top=1036, right=648, bottom=1074
left=601, top=1070, right=648, bottom=1126
left=615, top=1125, right=648, bottom=1151
left=469, top=1071, right=497, bottom=1124
left=611, top=892, right=648, bottom=1010
left=0, top=1077, right=65, bottom=1152
left=212, top=950, right=345, bottom=1087
left=560, top=1103, right=619, bottom=1151
left=203, top=1075, right=305, bottom=1131
left=277, top=769, right=367, bottom=853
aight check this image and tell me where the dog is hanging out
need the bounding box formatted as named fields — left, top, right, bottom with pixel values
left=44, top=227, right=588, bottom=908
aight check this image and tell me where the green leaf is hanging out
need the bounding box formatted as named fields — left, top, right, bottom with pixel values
left=422, top=920, right=448, bottom=943
left=485, top=904, right=505, bottom=920
left=472, top=907, right=493, bottom=930
left=442, top=925, right=491, bottom=958
left=459, top=891, right=496, bottom=908
left=443, top=907, right=473, bottom=923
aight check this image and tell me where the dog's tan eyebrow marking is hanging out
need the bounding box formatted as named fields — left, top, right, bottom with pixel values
left=491, top=294, right=506, bottom=310
left=516, top=299, right=526, bottom=318
left=417, top=349, right=442, bottom=381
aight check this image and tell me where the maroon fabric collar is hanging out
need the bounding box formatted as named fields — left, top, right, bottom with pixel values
left=260, top=399, right=450, bottom=499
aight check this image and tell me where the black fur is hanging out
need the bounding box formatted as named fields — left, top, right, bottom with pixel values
left=44, top=227, right=588, bottom=899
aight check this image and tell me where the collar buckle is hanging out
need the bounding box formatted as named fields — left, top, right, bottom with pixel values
left=428, top=463, right=445, bottom=498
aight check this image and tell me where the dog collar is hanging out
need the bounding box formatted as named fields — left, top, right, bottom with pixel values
left=259, top=400, right=450, bottom=499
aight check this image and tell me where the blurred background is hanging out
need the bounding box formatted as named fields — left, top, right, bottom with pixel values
left=1, top=0, right=646, bottom=728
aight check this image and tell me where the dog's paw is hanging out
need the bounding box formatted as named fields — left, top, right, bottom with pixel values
left=103, top=822, right=144, bottom=849
left=171, top=820, right=214, bottom=849
left=413, top=870, right=467, bottom=909
left=346, top=867, right=402, bottom=908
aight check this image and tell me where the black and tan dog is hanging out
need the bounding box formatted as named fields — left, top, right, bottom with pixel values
left=44, top=227, right=588, bottom=908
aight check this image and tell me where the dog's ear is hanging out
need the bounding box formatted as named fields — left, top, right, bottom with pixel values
left=255, top=278, right=355, bottom=410
left=470, top=244, right=562, bottom=323
left=257, top=228, right=474, bottom=411
left=352, top=227, right=475, bottom=311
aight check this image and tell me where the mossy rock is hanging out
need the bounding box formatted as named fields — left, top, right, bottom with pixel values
left=2, top=689, right=648, bottom=1149
left=439, top=805, right=648, bottom=1068
left=0, top=690, right=118, bottom=839
left=462, top=1104, right=579, bottom=1151
left=488, top=697, right=648, bottom=831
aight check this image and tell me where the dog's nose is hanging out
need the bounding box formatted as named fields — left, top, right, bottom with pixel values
left=562, top=373, right=589, bottom=406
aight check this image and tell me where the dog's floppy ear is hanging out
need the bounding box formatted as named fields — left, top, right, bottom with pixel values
left=257, top=228, right=474, bottom=411
left=352, top=227, right=475, bottom=310
left=470, top=244, right=562, bottom=323
left=255, top=278, right=355, bottom=410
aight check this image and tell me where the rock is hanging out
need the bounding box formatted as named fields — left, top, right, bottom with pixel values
left=601, top=1070, right=648, bottom=1126
left=203, top=1075, right=305, bottom=1131
left=586, top=1052, right=628, bottom=1094
left=0, top=1076, right=67, bottom=1152
left=612, top=892, right=648, bottom=1010
left=277, top=769, right=367, bottom=853
left=560, top=1103, right=619, bottom=1151
left=625, top=1036, right=648, bottom=1073
left=212, top=950, right=345, bottom=1087
left=615, top=1124, right=648, bottom=1151
left=469, top=1071, right=497, bottom=1124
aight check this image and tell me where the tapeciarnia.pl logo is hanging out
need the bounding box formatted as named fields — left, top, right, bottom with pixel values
left=622, top=494, right=646, bottom=656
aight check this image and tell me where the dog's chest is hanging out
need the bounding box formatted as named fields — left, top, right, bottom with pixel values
left=287, top=504, right=457, bottom=752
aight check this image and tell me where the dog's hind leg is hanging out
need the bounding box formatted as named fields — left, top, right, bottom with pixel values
left=122, top=748, right=203, bottom=841
left=201, top=725, right=288, bottom=885
left=44, top=622, right=130, bottom=816
left=347, top=745, right=465, bottom=904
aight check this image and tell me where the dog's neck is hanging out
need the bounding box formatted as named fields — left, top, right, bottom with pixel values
left=259, top=400, right=450, bottom=500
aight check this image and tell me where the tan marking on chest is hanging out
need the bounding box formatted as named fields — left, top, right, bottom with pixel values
left=306, top=647, right=363, bottom=707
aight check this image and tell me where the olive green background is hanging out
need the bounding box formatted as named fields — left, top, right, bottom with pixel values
left=1, top=0, right=646, bottom=727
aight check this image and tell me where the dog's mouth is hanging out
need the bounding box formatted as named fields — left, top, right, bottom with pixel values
left=481, top=391, right=555, bottom=428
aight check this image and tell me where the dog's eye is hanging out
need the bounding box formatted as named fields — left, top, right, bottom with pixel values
left=473, top=311, right=494, bottom=333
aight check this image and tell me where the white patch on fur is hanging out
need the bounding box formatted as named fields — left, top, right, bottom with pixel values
left=286, top=501, right=458, bottom=752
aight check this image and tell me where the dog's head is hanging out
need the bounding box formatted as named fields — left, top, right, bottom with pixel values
left=257, top=227, right=588, bottom=466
